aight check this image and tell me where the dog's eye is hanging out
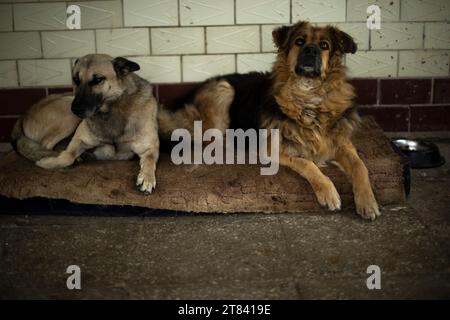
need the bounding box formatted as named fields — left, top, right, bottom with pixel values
left=295, top=38, right=305, bottom=46
left=319, top=41, right=329, bottom=50
left=90, top=77, right=105, bottom=86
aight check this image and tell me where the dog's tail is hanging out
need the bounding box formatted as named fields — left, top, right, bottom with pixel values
left=157, top=79, right=234, bottom=142
left=10, top=118, right=57, bottom=162
left=157, top=103, right=201, bottom=141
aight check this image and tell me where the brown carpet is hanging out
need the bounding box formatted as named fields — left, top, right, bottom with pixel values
left=0, top=117, right=405, bottom=213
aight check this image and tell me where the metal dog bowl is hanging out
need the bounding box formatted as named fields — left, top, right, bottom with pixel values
left=392, top=139, right=445, bottom=169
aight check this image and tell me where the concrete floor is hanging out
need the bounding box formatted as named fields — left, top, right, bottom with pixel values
left=0, top=139, right=449, bottom=299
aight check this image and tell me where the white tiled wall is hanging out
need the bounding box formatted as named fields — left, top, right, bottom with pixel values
left=371, top=23, right=423, bottom=50
left=133, top=55, right=181, bottom=83
left=292, top=0, right=346, bottom=23
left=124, top=0, right=178, bottom=27
left=0, top=32, right=41, bottom=60
left=236, top=0, right=290, bottom=24
left=182, top=55, right=235, bottom=82
left=398, top=50, right=450, bottom=77
left=261, top=24, right=281, bottom=52
left=346, top=0, right=400, bottom=22
left=77, top=1, right=123, bottom=29
left=180, top=0, right=234, bottom=26
left=0, top=0, right=449, bottom=87
left=400, top=0, right=449, bottom=21
left=0, top=4, right=13, bottom=32
left=42, top=31, right=96, bottom=58
left=13, top=3, right=67, bottom=31
left=346, top=51, right=398, bottom=78
left=96, top=28, right=150, bottom=56
left=0, top=60, right=17, bottom=87
left=424, top=23, right=450, bottom=49
left=237, top=53, right=277, bottom=73
left=18, top=59, right=72, bottom=86
left=206, top=26, right=260, bottom=53
left=151, top=27, right=204, bottom=54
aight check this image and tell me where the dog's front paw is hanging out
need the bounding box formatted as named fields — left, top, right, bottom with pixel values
left=136, top=171, right=156, bottom=194
left=355, top=192, right=380, bottom=221
left=314, top=178, right=341, bottom=211
left=36, top=157, right=60, bottom=170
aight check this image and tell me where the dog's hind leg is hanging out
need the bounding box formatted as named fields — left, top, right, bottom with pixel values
left=15, top=136, right=59, bottom=162
left=36, top=121, right=99, bottom=170
left=40, top=123, right=79, bottom=150
left=12, top=118, right=59, bottom=162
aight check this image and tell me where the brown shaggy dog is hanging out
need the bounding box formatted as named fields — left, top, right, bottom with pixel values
left=159, top=21, right=380, bottom=220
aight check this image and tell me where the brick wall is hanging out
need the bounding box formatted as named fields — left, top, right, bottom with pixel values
left=1, top=78, right=449, bottom=142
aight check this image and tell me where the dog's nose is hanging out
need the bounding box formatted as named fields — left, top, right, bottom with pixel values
left=71, top=106, right=85, bottom=118
left=303, top=45, right=320, bottom=57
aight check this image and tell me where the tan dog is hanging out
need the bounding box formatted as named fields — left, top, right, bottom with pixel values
left=158, top=21, right=380, bottom=219
left=12, top=54, right=159, bottom=194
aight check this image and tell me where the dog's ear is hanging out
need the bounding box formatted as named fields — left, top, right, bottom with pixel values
left=72, top=58, right=80, bottom=73
left=329, top=27, right=357, bottom=54
left=112, top=57, right=140, bottom=76
left=272, top=25, right=291, bottom=51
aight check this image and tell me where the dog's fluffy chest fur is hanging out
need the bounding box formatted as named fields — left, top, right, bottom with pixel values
left=86, top=106, right=127, bottom=142
left=268, top=77, right=359, bottom=161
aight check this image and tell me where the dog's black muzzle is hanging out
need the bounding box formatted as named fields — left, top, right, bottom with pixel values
left=295, top=44, right=322, bottom=77
left=71, top=93, right=103, bottom=119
